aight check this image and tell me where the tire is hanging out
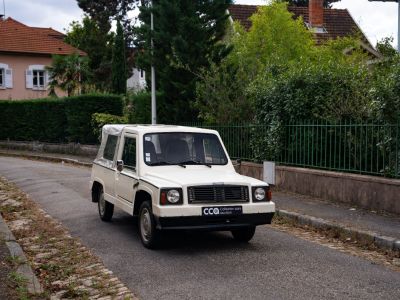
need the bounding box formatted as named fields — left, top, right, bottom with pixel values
left=231, top=226, right=256, bottom=242
left=98, top=188, right=114, bottom=222
left=138, top=201, right=160, bottom=249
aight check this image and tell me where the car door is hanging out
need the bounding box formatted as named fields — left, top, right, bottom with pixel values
left=115, top=133, right=138, bottom=203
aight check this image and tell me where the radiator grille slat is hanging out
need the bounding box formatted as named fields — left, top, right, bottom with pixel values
left=188, top=185, right=249, bottom=203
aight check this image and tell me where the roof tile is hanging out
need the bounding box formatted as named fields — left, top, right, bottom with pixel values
left=228, top=4, right=370, bottom=47
left=0, top=17, right=86, bottom=56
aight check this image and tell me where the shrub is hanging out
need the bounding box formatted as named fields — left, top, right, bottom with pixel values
left=91, top=113, right=127, bottom=141
left=249, top=62, right=373, bottom=160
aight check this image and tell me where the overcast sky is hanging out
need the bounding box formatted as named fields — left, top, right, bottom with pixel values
left=1, top=0, right=398, bottom=48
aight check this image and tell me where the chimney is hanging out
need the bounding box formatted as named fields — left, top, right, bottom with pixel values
left=309, top=0, right=324, bottom=28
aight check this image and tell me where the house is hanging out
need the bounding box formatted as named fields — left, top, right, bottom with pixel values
left=228, top=0, right=381, bottom=59
left=0, top=17, right=86, bottom=100
left=126, top=48, right=146, bottom=92
left=127, top=68, right=146, bottom=91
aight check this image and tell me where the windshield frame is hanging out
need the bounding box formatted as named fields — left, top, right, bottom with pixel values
left=143, top=132, right=229, bottom=167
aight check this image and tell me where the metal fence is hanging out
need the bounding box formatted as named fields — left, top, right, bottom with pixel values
left=182, top=122, right=400, bottom=179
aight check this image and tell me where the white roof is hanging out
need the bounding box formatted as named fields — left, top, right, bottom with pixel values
left=102, top=124, right=219, bottom=136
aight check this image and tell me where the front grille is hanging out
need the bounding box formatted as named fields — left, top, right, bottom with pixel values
left=188, top=185, right=249, bottom=204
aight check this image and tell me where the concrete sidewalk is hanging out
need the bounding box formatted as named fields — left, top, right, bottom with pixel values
left=274, top=191, right=400, bottom=251
left=0, top=149, right=399, bottom=252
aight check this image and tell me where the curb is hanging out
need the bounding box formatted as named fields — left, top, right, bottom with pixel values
left=0, top=214, right=43, bottom=294
left=276, top=209, right=400, bottom=252
left=0, top=152, right=92, bottom=167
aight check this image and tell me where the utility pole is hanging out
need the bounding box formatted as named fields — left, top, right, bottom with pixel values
left=369, top=0, right=400, bottom=52
left=150, top=1, right=157, bottom=124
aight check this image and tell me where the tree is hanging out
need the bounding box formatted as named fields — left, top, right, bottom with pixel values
left=286, top=0, right=341, bottom=8
left=46, top=53, right=91, bottom=97
left=111, top=21, right=127, bottom=94
left=195, top=1, right=368, bottom=125
left=195, top=2, right=316, bottom=123
left=135, top=0, right=232, bottom=123
left=65, top=16, right=114, bottom=91
left=76, top=0, right=138, bottom=45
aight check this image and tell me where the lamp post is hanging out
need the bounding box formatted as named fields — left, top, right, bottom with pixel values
left=150, top=1, right=156, bottom=124
left=368, top=0, right=400, bottom=52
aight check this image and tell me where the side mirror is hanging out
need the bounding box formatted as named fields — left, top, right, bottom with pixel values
left=116, top=160, right=124, bottom=172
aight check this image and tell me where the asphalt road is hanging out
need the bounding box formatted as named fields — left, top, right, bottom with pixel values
left=0, top=156, right=399, bottom=300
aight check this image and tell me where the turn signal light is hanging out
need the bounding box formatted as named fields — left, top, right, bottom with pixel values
left=160, top=191, right=167, bottom=205
left=267, top=189, right=272, bottom=201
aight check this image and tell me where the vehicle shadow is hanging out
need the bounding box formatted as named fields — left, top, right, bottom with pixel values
left=109, top=212, right=261, bottom=253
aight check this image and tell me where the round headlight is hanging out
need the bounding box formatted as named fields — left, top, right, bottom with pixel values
left=254, top=187, right=266, bottom=201
left=167, top=189, right=180, bottom=203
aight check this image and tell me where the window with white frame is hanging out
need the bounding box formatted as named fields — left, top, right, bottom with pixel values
left=33, top=70, right=46, bottom=89
left=26, top=65, right=48, bottom=90
left=0, top=63, right=13, bottom=89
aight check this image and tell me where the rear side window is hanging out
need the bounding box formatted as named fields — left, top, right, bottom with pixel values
left=103, top=135, right=118, bottom=161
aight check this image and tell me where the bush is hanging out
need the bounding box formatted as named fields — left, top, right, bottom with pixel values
left=250, top=62, right=373, bottom=160
left=0, top=94, right=123, bottom=144
left=0, top=98, right=67, bottom=142
left=64, top=94, right=123, bottom=143
left=91, top=113, right=127, bottom=141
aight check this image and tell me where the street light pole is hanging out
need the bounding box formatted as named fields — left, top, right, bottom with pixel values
left=150, top=1, right=157, bottom=124
left=369, top=0, right=400, bottom=52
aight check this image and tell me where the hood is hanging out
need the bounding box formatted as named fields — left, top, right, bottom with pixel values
left=141, top=167, right=266, bottom=187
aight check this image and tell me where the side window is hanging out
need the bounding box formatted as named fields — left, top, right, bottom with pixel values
left=122, top=137, right=136, bottom=170
left=103, top=135, right=118, bottom=161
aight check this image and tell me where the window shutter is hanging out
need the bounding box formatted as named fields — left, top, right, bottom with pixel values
left=5, top=69, right=13, bottom=88
left=25, top=70, right=33, bottom=89
left=46, top=71, right=52, bottom=88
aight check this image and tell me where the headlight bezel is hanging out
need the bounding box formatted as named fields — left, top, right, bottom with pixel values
left=160, top=188, right=183, bottom=205
left=252, top=186, right=271, bottom=202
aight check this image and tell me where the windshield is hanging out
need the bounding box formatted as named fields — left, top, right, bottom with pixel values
left=143, top=132, right=228, bottom=166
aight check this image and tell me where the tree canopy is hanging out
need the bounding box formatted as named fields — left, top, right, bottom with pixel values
left=111, top=21, right=127, bottom=94
left=46, top=53, right=91, bottom=97
left=134, top=0, right=232, bottom=123
left=65, top=16, right=114, bottom=91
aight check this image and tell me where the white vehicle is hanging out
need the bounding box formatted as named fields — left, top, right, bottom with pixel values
left=90, top=125, right=275, bottom=248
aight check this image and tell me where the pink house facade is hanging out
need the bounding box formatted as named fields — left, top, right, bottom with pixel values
left=0, top=18, right=85, bottom=100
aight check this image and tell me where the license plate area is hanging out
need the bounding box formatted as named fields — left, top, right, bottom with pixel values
left=202, top=206, right=242, bottom=216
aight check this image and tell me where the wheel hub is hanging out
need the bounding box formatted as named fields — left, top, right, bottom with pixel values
left=140, top=208, right=152, bottom=242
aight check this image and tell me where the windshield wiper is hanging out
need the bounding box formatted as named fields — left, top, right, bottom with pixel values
left=148, top=161, right=173, bottom=166
left=149, top=161, right=186, bottom=168
left=179, top=160, right=212, bottom=168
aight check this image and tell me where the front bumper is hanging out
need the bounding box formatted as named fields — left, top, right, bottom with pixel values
left=155, top=212, right=274, bottom=231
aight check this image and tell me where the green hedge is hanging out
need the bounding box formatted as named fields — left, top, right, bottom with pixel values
left=0, top=94, right=123, bottom=144
left=65, top=94, right=123, bottom=143
left=127, top=92, right=167, bottom=124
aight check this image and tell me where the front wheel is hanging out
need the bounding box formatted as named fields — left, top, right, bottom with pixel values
left=138, top=201, right=160, bottom=249
left=98, top=189, right=114, bottom=222
left=231, top=226, right=256, bottom=242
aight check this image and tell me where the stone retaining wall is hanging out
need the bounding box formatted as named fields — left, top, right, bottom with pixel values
left=237, top=161, right=400, bottom=215
left=0, top=141, right=98, bottom=158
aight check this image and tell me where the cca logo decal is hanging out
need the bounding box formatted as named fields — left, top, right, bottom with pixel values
left=203, top=208, right=220, bottom=215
